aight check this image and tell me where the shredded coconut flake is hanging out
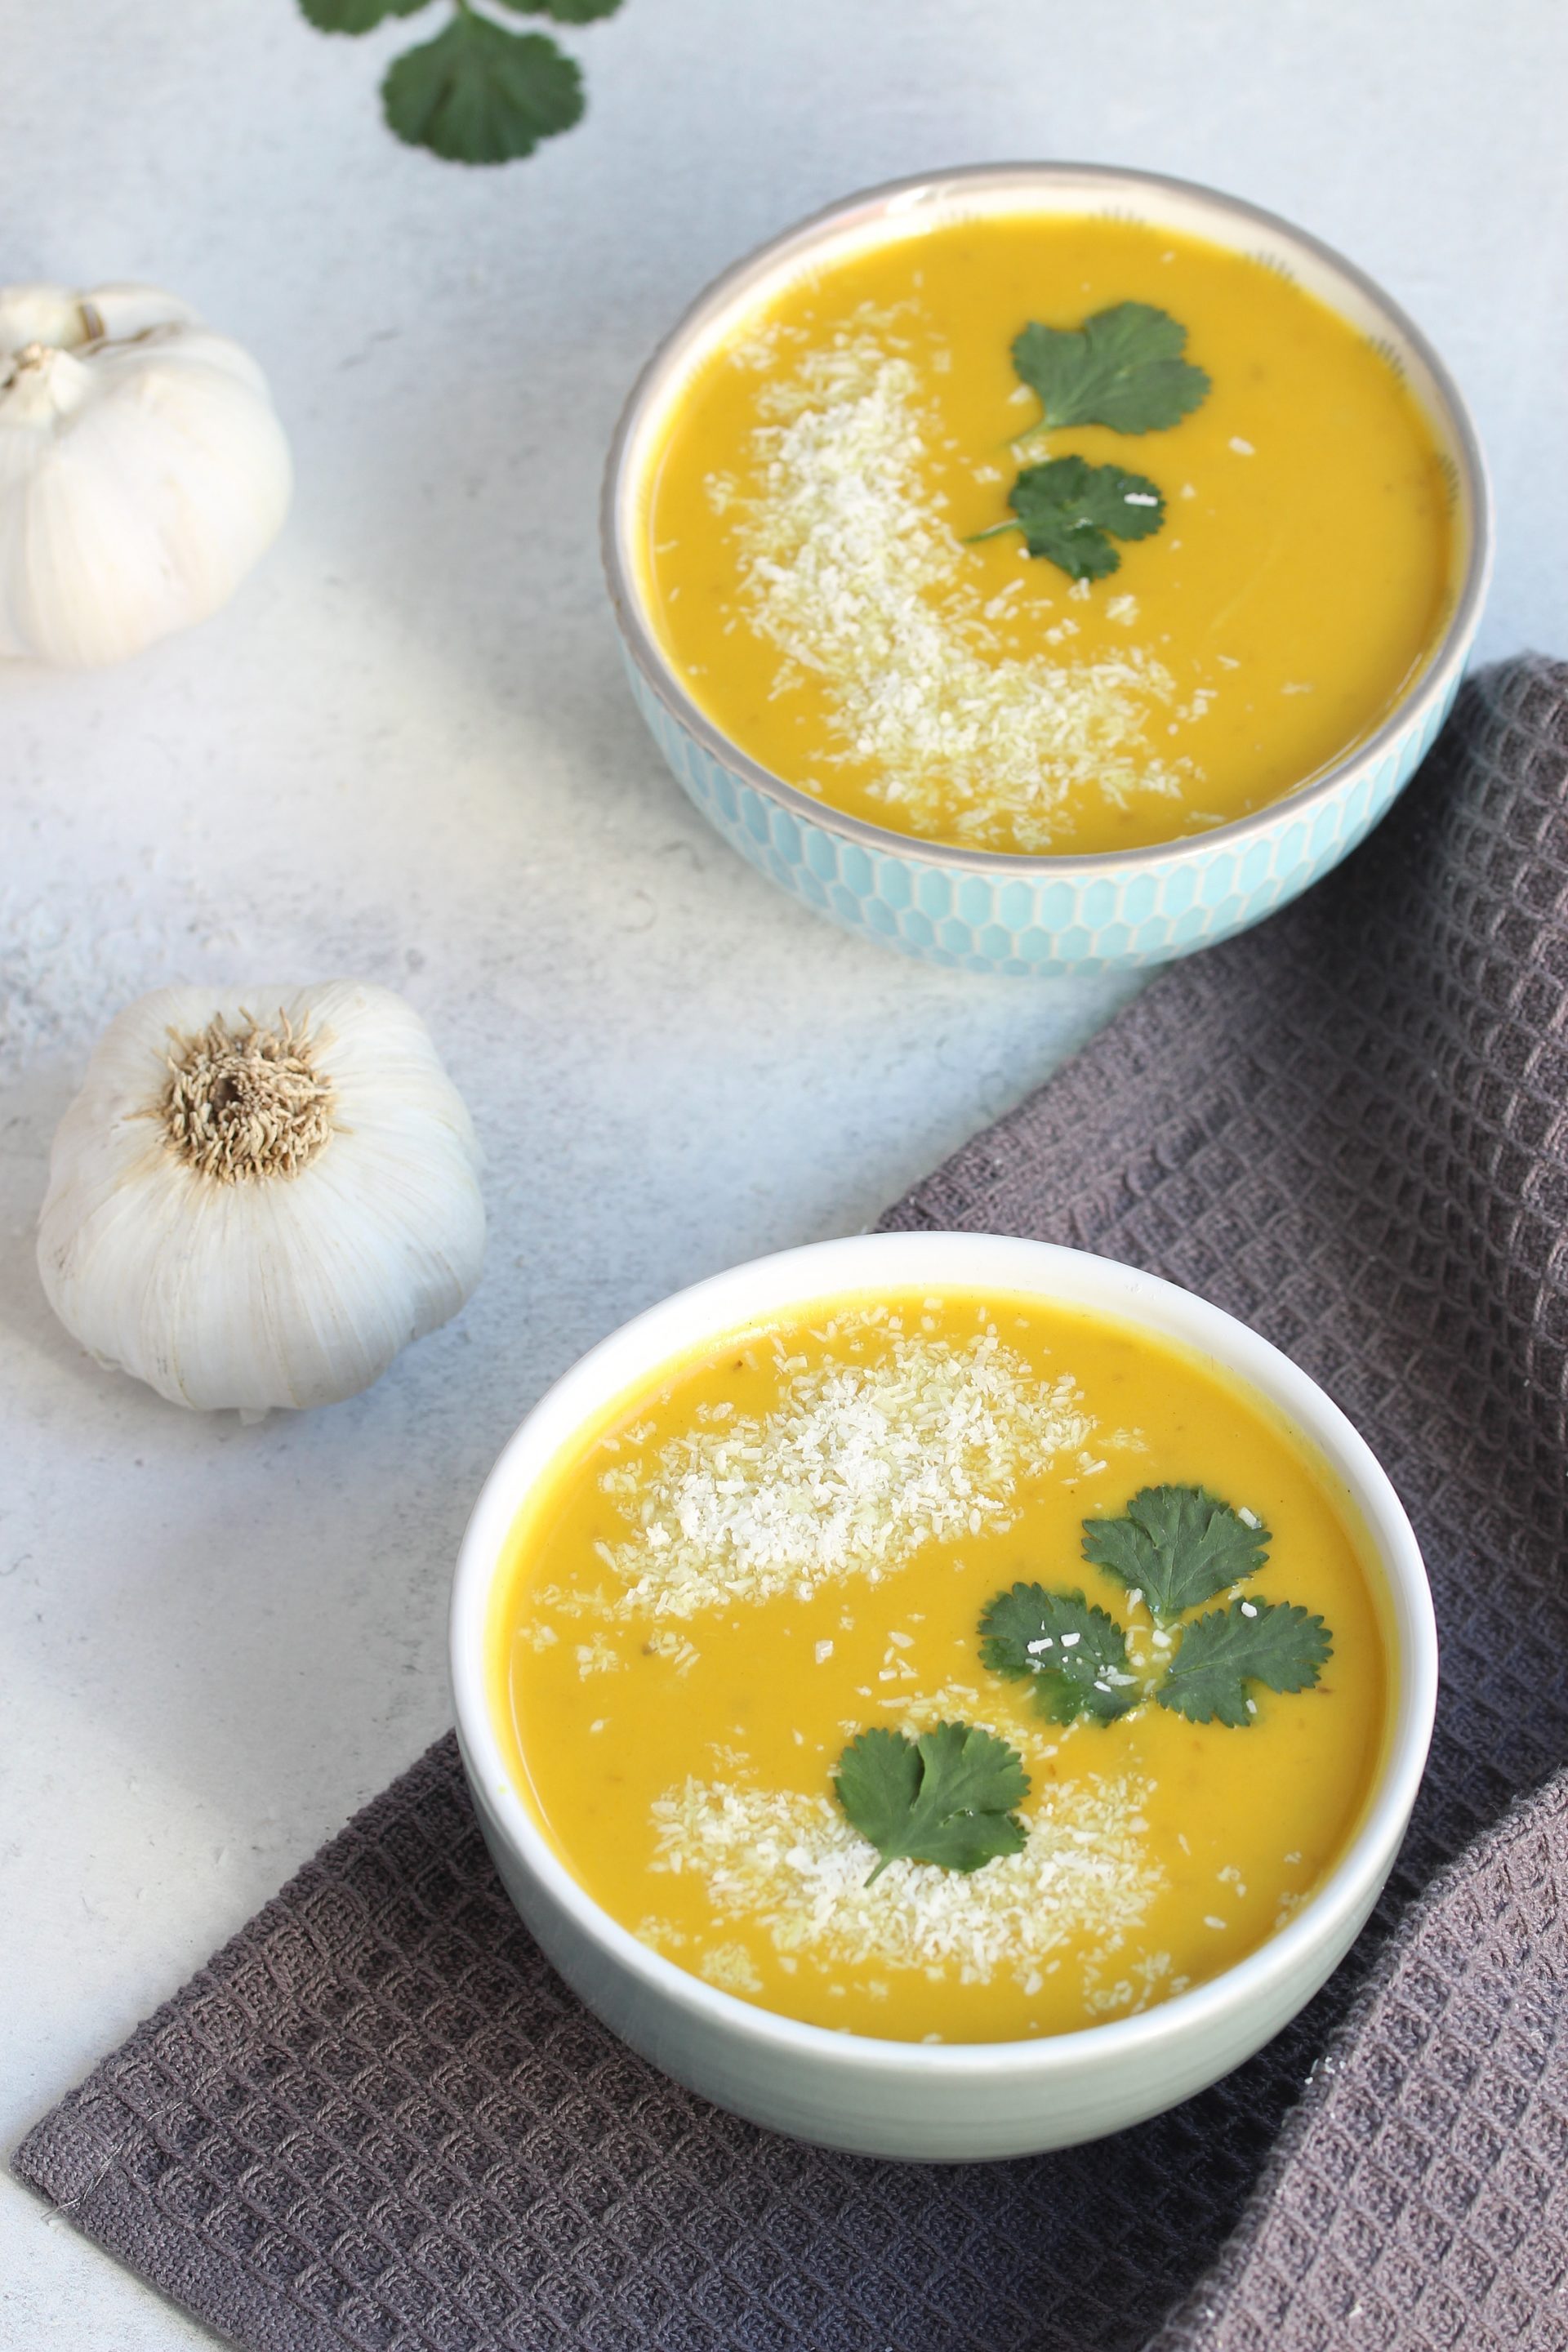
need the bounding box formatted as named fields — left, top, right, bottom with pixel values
left=699, top=1942, right=765, bottom=1994
left=650, top=1772, right=1162, bottom=1987
left=601, top=1324, right=1094, bottom=1618
left=729, top=323, right=1197, bottom=852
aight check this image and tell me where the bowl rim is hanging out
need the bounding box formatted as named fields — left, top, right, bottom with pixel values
left=450, top=1232, right=1438, bottom=2082
left=600, top=158, right=1493, bottom=878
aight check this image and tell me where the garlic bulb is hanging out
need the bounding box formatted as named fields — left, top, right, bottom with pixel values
left=38, top=983, right=484, bottom=1414
left=0, top=281, right=292, bottom=666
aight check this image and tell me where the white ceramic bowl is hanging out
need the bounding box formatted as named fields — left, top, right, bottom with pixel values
left=603, top=164, right=1491, bottom=977
left=450, top=1233, right=1437, bottom=2161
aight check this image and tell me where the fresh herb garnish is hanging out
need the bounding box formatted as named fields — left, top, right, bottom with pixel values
left=1156, top=1599, right=1332, bottom=1727
left=973, top=301, right=1210, bottom=581
left=978, top=1582, right=1140, bottom=1723
left=299, top=0, right=623, bottom=166
left=382, top=14, right=585, bottom=163
left=969, top=455, right=1165, bottom=581
left=1082, top=1485, right=1272, bottom=1624
left=1012, top=303, right=1211, bottom=438
left=966, top=1484, right=1328, bottom=1732
left=833, top=1722, right=1029, bottom=1885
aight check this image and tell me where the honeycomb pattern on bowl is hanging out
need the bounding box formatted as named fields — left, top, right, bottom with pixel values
left=623, top=655, right=1468, bottom=977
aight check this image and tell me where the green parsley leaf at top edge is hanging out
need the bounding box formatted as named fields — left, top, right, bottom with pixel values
left=970, top=454, right=1165, bottom=581
left=978, top=1583, right=1141, bottom=1726
left=833, top=1722, right=1029, bottom=1886
left=1082, top=1485, right=1272, bottom=1624
left=1156, top=1599, right=1333, bottom=1728
left=298, top=0, right=430, bottom=33
left=1012, top=302, right=1212, bottom=437
left=381, top=14, right=584, bottom=165
left=495, top=0, right=624, bottom=20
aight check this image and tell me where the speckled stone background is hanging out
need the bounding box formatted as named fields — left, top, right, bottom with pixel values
left=4, top=3, right=1566, bottom=2346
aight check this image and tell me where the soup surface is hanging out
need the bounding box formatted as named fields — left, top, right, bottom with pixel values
left=637, top=207, right=1454, bottom=855
left=491, top=1292, right=1389, bottom=2043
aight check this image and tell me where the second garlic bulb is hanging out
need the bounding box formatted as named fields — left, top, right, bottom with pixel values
left=0, top=281, right=292, bottom=666
left=38, top=982, right=485, bottom=1414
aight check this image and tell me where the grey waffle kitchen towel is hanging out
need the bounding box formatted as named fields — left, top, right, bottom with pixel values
left=14, top=654, right=1568, bottom=2352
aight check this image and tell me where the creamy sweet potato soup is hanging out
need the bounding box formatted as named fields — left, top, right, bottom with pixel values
left=636, top=210, right=1453, bottom=855
left=490, top=1293, right=1389, bottom=2044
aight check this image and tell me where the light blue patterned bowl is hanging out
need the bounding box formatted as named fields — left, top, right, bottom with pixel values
left=603, top=166, right=1490, bottom=978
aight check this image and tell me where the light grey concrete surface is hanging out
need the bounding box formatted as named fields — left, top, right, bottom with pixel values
left=2, top=2, right=1563, bottom=2342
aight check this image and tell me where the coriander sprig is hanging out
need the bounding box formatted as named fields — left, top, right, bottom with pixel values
left=1155, top=1598, right=1333, bottom=1726
left=975, top=1485, right=1330, bottom=1733
left=833, top=1722, right=1029, bottom=1885
left=298, top=0, right=625, bottom=166
left=973, top=301, right=1210, bottom=583
left=969, top=456, right=1166, bottom=582
left=978, top=1582, right=1140, bottom=1724
left=1082, top=1485, right=1272, bottom=1624
left=1011, top=302, right=1212, bottom=439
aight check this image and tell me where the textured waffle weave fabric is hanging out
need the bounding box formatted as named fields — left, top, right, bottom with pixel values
left=14, top=656, right=1568, bottom=2352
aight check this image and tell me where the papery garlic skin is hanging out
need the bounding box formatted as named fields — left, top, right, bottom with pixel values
left=38, top=982, right=485, bottom=1414
left=0, top=281, right=292, bottom=666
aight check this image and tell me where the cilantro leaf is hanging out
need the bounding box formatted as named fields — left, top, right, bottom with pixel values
left=1156, top=1599, right=1332, bottom=1727
left=495, top=0, right=623, bottom=18
left=978, top=1583, right=1141, bottom=1725
left=1082, top=1485, right=1271, bottom=1624
left=1013, top=303, right=1211, bottom=436
left=381, top=14, right=583, bottom=164
left=834, top=1722, right=1029, bottom=1885
left=298, top=0, right=430, bottom=32
left=974, top=454, right=1165, bottom=581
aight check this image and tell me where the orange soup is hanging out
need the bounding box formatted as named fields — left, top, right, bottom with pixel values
left=636, top=210, right=1453, bottom=855
left=489, top=1293, right=1389, bottom=2043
